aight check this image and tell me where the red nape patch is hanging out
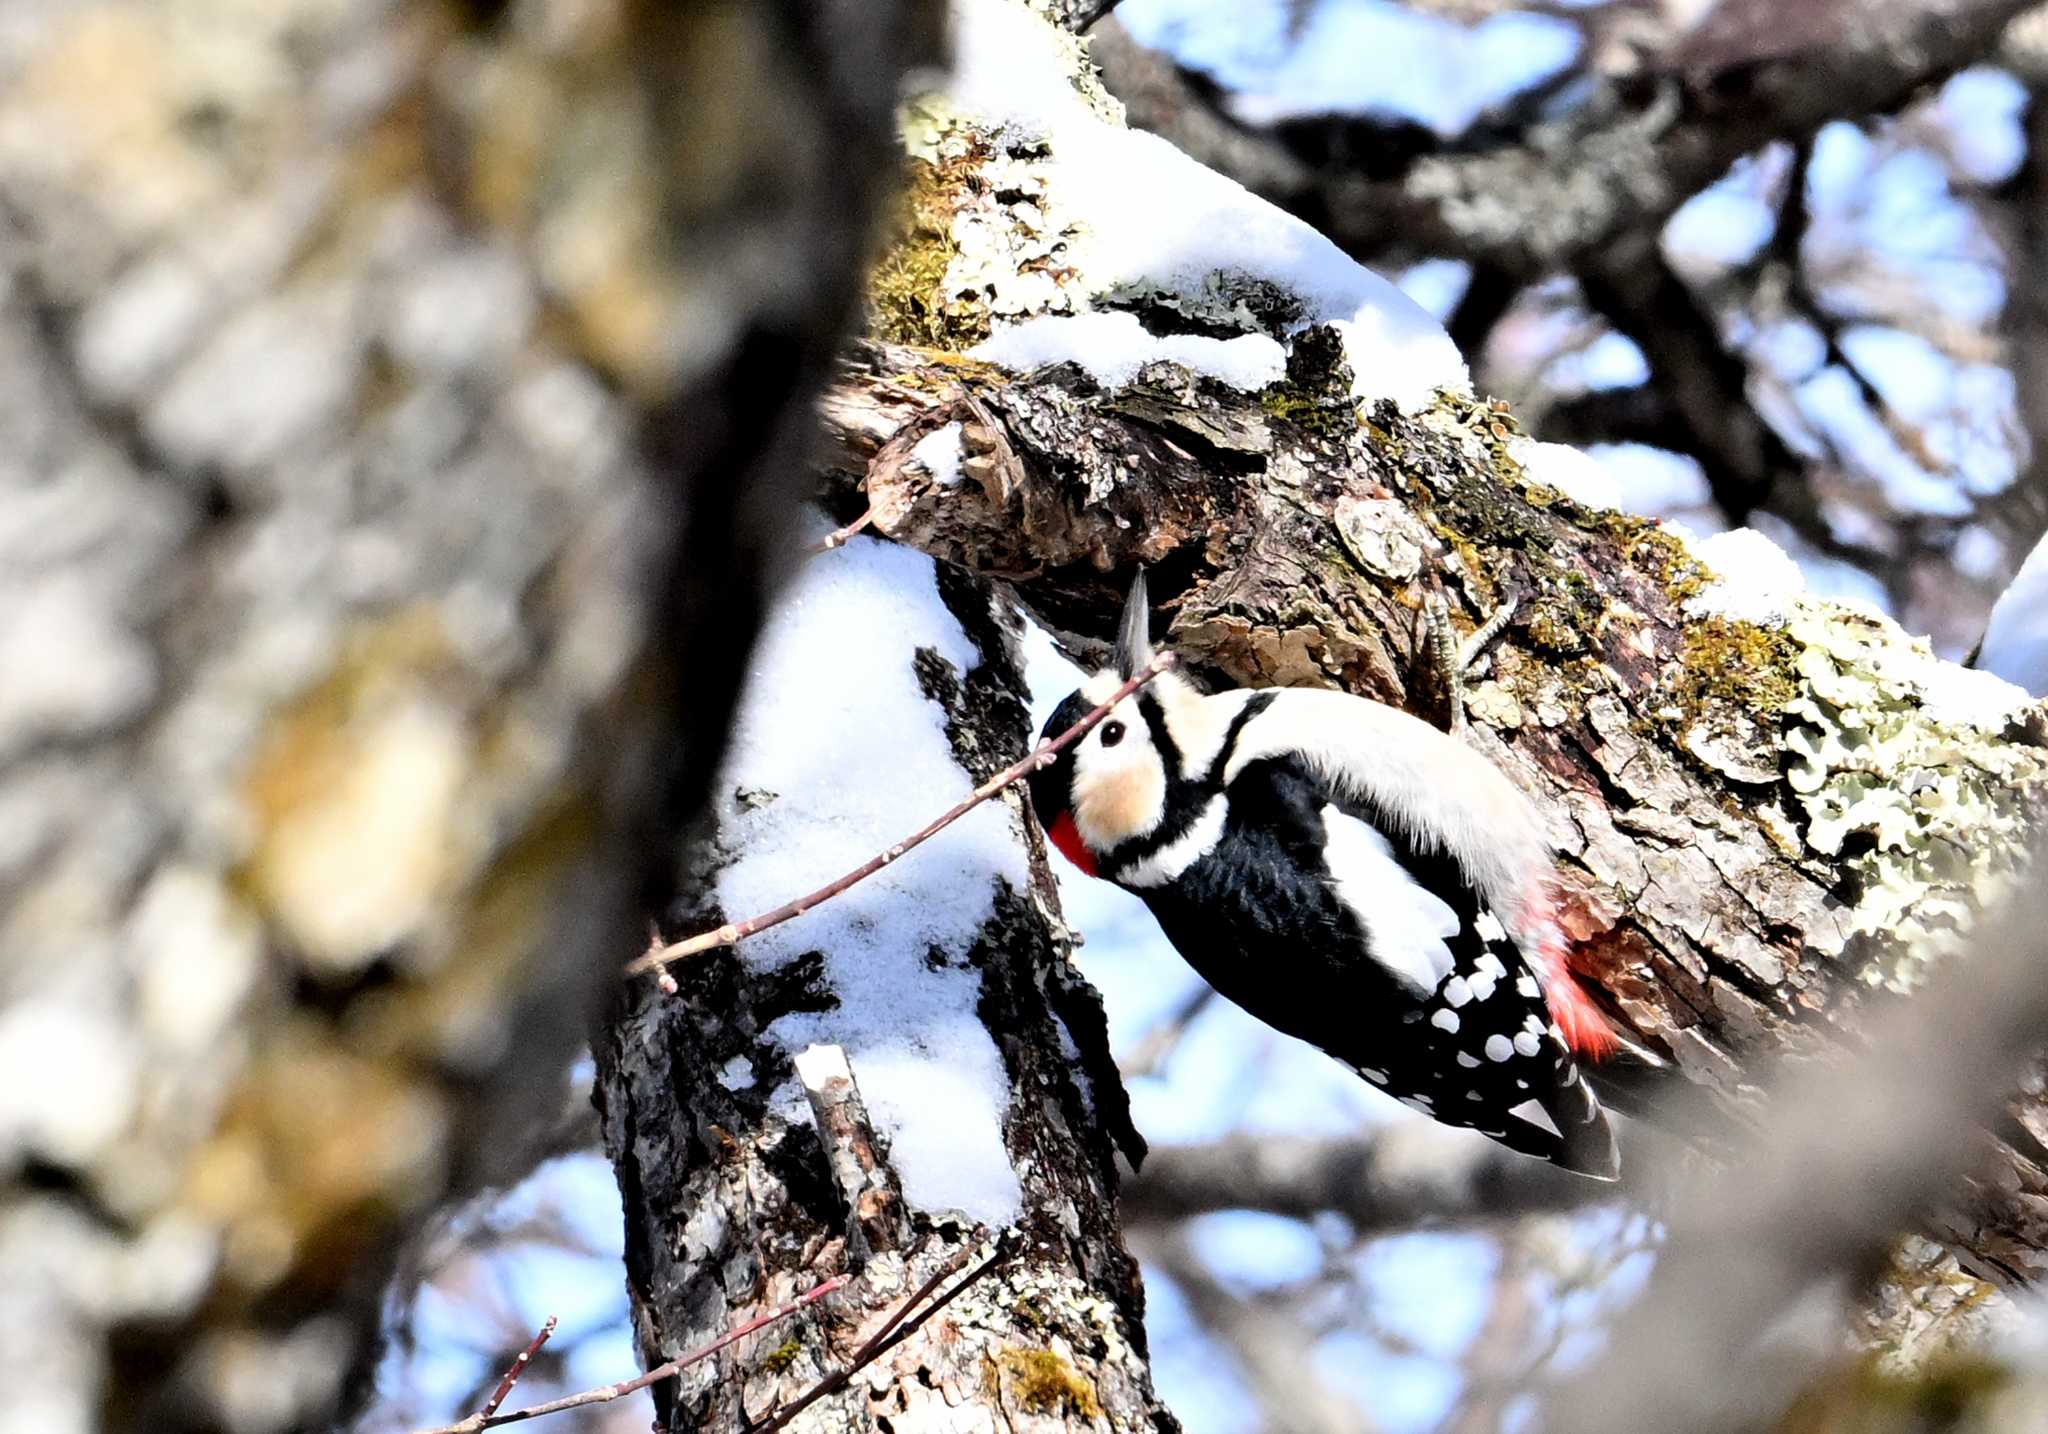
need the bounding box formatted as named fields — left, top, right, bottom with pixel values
left=1047, top=812, right=1098, bottom=877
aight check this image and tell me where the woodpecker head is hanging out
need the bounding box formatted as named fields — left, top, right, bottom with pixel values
left=1028, top=571, right=1192, bottom=876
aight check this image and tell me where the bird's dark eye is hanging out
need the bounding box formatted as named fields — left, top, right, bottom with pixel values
left=1100, top=720, right=1126, bottom=747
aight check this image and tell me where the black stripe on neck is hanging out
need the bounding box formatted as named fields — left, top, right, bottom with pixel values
left=1206, top=691, right=1276, bottom=787
left=1135, top=690, right=1181, bottom=777
left=1102, top=690, right=1205, bottom=874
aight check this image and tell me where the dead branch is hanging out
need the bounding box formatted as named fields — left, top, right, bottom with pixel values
left=794, top=1044, right=907, bottom=1257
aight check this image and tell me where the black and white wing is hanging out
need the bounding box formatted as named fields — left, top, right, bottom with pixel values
left=1134, top=749, right=1618, bottom=1179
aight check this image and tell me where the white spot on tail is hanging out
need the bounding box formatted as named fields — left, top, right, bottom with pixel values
left=1484, top=1034, right=1513, bottom=1062
left=1431, top=1008, right=1460, bottom=1033
left=1509, top=1098, right=1561, bottom=1138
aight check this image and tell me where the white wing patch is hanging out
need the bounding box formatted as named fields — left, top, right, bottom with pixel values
left=1508, top=1098, right=1561, bottom=1139
left=1320, top=804, right=1458, bottom=995
left=1120, top=797, right=1228, bottom=888
left=1223, top=690, right=1550, bottom=932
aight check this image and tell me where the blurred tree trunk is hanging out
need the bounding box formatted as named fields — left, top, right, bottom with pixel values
left=0, top=1, right=934, bottom=1429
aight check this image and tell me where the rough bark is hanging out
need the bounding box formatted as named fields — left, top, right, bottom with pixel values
left=811, top=3, right=2048, bottom=1344
left=826, top=330, right=2048, bottom=1283
left=591, top=567, right=1169, bottom=1434
left=0, top=0, right=934, bottom=1429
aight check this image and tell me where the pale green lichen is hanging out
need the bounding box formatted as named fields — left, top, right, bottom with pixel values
left=1775, top=600, right=2045, bottom=988
left=894, top=102, right=1084, bottom=337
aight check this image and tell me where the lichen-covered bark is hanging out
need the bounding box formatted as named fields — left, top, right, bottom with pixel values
left=826, top=331, right=2048, bottom=1291
left=0, top=1, right=933, bottom=1429
left=816, top=8, right=2048, bottom=1331
left=592, top=569, right=1167, bottom=1434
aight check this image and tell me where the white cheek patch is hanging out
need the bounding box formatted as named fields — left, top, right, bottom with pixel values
left=1121, top=797, right=1227, bottom=888
left=1321, top=805, right=1458, bottom=995
left=1071, top=699, right=1167, bottom=849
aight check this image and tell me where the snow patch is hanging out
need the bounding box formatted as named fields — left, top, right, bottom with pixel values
left=1916, top=660, right=2033, bottom=730
left=944, top=0, right=1468, bottom=412
left=910, top=422, right=967, bottom=486
left=1509, top=438, right=1623, bottom=511
left=1684, top=527, right=1808, bottom=625
left=972, top=311, right=1286, bottom=392
left=712, top=534, right=1026, bottom=1226
left=1977, top=526, right=2048, bottom=697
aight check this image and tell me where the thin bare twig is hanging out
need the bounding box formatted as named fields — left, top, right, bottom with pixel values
left=410, top=1274, right=848, bottom=1434
left=627, top=651, right=1177, bottom=979
left=748, top=1236, right=1016, bottom=1434
left=812, top=509, right=874, bottom=551
left=477, top=1315, right=556, bottom=1423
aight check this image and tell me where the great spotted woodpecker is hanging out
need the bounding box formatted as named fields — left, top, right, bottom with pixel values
left=1028, top=573, right=1626, bottom=1179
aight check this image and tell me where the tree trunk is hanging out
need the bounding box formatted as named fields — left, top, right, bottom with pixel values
left=592, top=557, right=1169, bottom=1433
left=0, top=1, right=932, bottom=1429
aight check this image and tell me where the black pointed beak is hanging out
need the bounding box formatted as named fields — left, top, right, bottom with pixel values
left=1113, top=568, right=1151, bottom=680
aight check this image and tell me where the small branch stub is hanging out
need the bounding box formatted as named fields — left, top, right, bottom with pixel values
left=794, top=1043, right=907, bottom=1256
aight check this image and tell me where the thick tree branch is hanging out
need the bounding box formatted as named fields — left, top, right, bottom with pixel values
left=1120, top=1128, right=1612, bottom=1233
left=1550, top=846, right=2048, bottom=1434
left=822, top=325, right=2048, bottom=1293
left=1096, top=0, right=2035, bottom=278
left=0, top=2, right=935, bottom=1427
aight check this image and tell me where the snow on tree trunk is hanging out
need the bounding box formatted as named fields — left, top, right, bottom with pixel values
left=593, top=548, right=1166, bottom=1433
left=0, top=1, right=933, bottom=1429
left=830, top=0, right=2048, bottom=1350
